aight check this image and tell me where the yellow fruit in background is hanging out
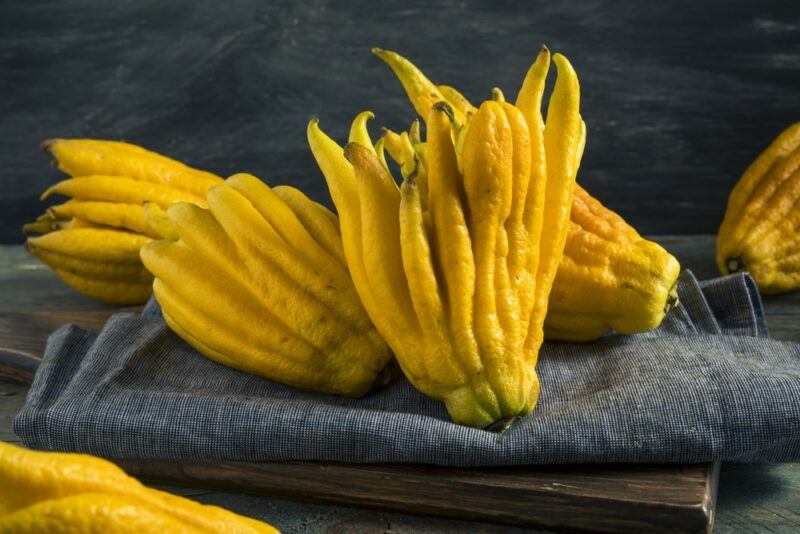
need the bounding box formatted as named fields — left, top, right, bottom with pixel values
left=717, top=123, right=800, bottom=294
left=27, top=228, right=153, bottom=305
left=25, top=139, right=224, bottom=305
left=546, top=186, right=681, bottom=341
left=41, top=175, right=206, bottom=208
left=42, top=138, right=223, bottom=197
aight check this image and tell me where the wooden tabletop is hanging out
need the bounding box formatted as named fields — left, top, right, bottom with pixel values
left=3, top=237, right=800, bottom=533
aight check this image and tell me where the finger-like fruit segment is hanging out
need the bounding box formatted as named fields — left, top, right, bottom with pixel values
left=382, top=128, right=417, bottom=177
left=381, top=128, right=429, bottom=207
left=0, top=493, right=202, bottom=534
left=43, top=139, right=223, bottom=197
left=48, top=200, right=155, bottom=237
left=527, top=53, right=582, bottom=350
left=22, top=220, right=56, bottom=235
left=373, top=137, right=389, bottom=169
left=717, top=123, right=800, bottom=294
left=408, top=119, right=422, bottom=145
left=437, top=85, right=477, bottom=117
left=27, top=228, right=150, bottom=264
left=315, top=73, right=580, bottom=426
left=372, top=48, right=467, bottom=124
left=28, top=246, right=153, bottom=283
left=0, top=442, right=277, bottom=533
left=426, top=103, right=480, bottom=376
left=29, top=139, right=224, bottom=304
left=273, top=185, right=345, bottom=266
left=26, top=228, right=153, bottom=304
left=348, top=111, right=376, bottom=153
left=53, top=268, right=152, bottom=305
left=344, top=145, right=418, bottom=342
left=490, top=87, right=506, bottom=102
left=378, top=47, right=682, bottom=340
left=142, top=203, right=180, bottom=240
left=42, top=176, right=206, bottom=208
left=141, top=175, right=392, bottom=396
left=308, top=119, right=406, bottom=350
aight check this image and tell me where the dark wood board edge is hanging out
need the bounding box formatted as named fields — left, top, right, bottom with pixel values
left=114, top=459, right=715, bottom=533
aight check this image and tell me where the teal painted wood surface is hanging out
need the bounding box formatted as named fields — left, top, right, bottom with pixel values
left=2, top=239, right=800, bottom=532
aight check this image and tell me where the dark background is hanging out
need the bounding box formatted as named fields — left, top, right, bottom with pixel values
left=1, top=0, right=798, bottom=243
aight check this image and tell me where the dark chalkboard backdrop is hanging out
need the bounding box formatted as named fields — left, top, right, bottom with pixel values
left=1, top=0, right=798, bottom=243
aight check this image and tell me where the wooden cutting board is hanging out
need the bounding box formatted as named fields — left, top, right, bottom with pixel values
left=0, top=309, right=718, bottom=533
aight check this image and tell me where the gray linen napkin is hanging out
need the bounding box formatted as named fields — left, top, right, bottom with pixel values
left=14, top=271, right=800, bottom=466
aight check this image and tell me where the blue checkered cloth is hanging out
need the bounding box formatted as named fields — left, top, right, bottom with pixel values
left=14, top=271, right=800, bottom=465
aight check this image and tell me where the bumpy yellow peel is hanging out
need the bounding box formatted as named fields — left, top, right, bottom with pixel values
left=717, top=122, right=800, bottom=294
left=378, top=47, right=681, bottom=340
left=0, top=442, right=277, bottom=533
left=43, top=139, right=223, bottom=197
left=312, top=51, right=582, bottom=427
left=141, top=174, right=392, bottom=396
left=28, top=138, right=225, bottom=305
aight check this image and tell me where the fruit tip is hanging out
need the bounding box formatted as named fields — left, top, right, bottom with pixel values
left=371, top=47, right=385, bottom=56
left=432, top=101, right=455, bottom=121
left=485, top=416, right=517, bottom=433
left=551, top=52, right=576, bottom=75
left=552, top=52, right=572, bottom=65
left=342, top=142, right=358, bottom=163
left=40, top=139, right=56, bottom=152
left=402, top=155, right=421, bottom=186
left=491, top=87, right=505, bottom=102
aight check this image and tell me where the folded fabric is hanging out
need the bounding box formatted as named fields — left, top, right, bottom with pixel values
left=14, top=271, right=800, bottom=466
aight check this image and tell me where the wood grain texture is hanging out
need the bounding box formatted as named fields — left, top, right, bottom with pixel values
left=0, top=310, right=136, bottom=378
left=114, top=459, right=718, bottom=533
left=2, top=1, right=799, bottom=243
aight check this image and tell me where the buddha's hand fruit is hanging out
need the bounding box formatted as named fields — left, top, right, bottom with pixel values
left=717, top=123, right=800, bottom=294
left=309, top=48, right=581, bottom=428
left=140, top=174, right=393, bottom=396
left=374, top=47, right=681, bottom=341
left=24, top=139, right=223, bottom=304
left=547, top=186, right=681, bottom=341
left=0, top=441, right=278, bottom=533
left=42, top=138, right=223, bottom=197
left=26, top=227, right=154, bottom=305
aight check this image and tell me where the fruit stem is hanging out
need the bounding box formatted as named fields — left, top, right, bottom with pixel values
left=663, top=279, right=680, bottom=314
left=726, top=256, right=745, bottom=274
left=484, top=416, right=517, bottom=433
